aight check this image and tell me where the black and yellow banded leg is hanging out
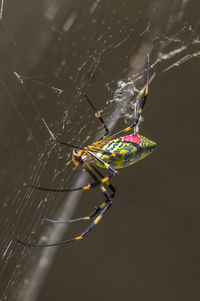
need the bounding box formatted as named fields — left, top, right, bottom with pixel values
left=17, top=201, right=112, bottom=247
left=75, top=201, right=112, bottom=241
left=87, top=145, right=117, bottom=157
left=98, top=122, right=138, bottom=145
left=43, top=164, right=114, bottom=224
left=88, top=162, right=116, bottom=198
left=30, top=156, right=118, bottom=193
left=99, top=55, right=150, bottom=145
left=88, top=150, right=118, bottom=176
left=43, top=197, right=110, bottom=224
left=84, top=163, right=115, bottom=217
left=17, top=164, right=115, bottom=247
left=83, top=94, right=109, bottom=140
left=43, top=198, right=108, bottom=224
left=54, top=139, right=116, bottom=157
left=83, top=163, right=115, bottom=201
left=29, top=173, right=116, bottom=193
left=134, top=54, right=149, bottom=128
left=83, top=163, right=115, bottom=217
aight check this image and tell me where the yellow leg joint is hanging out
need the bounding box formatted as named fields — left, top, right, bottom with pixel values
left=83, top=185, right=91, bottom=190
left=125, top=127, right=131, bottom=132
left=94, top=215, right=102, bottom=225
left=101, top=177, right=109, bottom=184
left=75, top=235, right=83, bottom=240
left=100, top=202, right=106, bottom=209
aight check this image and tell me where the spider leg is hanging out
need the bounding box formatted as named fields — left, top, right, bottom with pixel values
left=55, top=139, right=115, bottom=156
left=134, top=54, right=150, bottom=129
left=87, top=150, right=118, bottom=175
left=43, top=163, right=115, bottom=224
left=88, top=162, right=116, bottom=197
left=83, top=94, right=109, bottom=140
left=30, top=154, right=118, bottom=193
left=55, top=140, right=87, bottom=151
left=98, top=55, right=150, bottom=145
left=17, top=201, right=112, bottom=247
left=29, top=172, right=115, bottom=193
left=17, top=163, right=116, bottom=247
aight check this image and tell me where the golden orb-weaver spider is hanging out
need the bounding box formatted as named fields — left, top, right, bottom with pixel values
left=17, top=56, right=156, bottom=247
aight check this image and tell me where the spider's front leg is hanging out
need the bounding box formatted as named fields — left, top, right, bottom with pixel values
left=97, top=54, right=150, bottom=145
left=83, top=94, right=109, bottom=140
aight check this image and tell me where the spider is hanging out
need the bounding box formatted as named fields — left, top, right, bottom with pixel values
left=17, top=56, right=156, bottom=247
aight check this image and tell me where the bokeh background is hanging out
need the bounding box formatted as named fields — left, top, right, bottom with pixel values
left=0, top=0, right=199, bottom=300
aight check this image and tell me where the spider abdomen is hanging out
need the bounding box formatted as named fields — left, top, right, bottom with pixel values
left=94, top=134, right=156, bottom=169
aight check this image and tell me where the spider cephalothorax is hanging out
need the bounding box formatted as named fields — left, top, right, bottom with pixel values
left=72, top=149, right=86, bottom=166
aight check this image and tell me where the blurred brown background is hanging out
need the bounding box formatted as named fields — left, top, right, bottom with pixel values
left=0, top=0, right=199, bottom=300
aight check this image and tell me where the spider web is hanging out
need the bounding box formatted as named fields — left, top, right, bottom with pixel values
left=0, top=0, right=199, bottom=300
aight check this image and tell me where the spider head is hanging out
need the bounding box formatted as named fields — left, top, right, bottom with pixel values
left=72, top=149, right=85, bottom=166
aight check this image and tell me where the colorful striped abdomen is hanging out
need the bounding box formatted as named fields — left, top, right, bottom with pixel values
left=93, top=134, right=156, bottom=169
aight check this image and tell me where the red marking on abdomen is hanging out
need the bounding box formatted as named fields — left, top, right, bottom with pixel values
left=124, top=134, right=141, bottom=144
